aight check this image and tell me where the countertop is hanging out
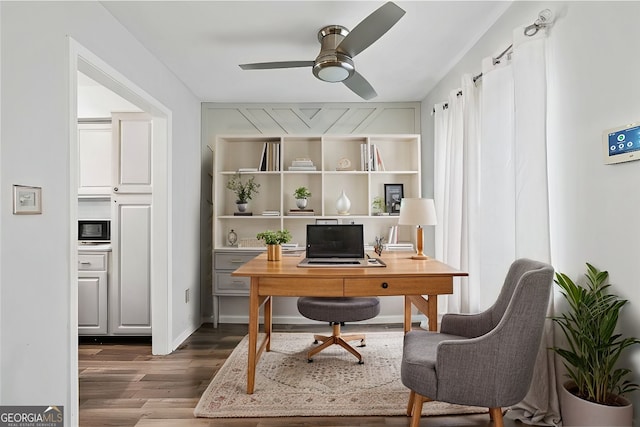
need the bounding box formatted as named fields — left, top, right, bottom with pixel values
left=78, top=243, right=112, bottom=252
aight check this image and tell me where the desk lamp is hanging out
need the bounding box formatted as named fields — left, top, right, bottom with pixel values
left=398, top=198, right=437, bottom=260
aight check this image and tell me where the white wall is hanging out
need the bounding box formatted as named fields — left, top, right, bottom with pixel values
left=422, top=0, right=640, bottom=415
left=0, top=1, right=201, bottom=422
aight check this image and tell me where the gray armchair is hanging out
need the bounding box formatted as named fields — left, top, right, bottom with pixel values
left=401, top=258, right=553, bottom=427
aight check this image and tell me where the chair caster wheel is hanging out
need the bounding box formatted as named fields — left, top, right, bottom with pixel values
left=358, top=360, right=364, bottom=365
left=313, top=340, right=319, bottom=344
left=308, top=359, right=313, bottom=363
left=358, top=339, right=366, bottom=348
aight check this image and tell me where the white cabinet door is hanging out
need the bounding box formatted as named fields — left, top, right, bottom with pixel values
left=110, top=195, right=152, bottom=335
left=78, top=252, right=108, bottom=335
left=112, top=112, right=152, bottom=194
left=78, top=122, right=112, bottom=196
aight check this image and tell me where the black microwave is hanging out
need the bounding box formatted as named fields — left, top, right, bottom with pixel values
left=78, top=220, right=110, bottom=242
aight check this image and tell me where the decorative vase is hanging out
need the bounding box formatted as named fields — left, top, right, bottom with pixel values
left=236, top=202, right=248, bottom=213
left=295, top=198, right=308, bottom=209
left=266, top=244, right=282, bottom=261
left=336, top=190, right=351, bottom=215
left=560, top=381, right=633, bottom=426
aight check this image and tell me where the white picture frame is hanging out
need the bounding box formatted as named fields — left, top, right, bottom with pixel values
left=13, top=185, right=42, bottom=215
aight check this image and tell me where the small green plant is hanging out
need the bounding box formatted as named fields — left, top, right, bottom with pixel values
left=226, top=174, right=260, bottom=204
left=552, top=263, right=640, bottom=405
left=372, top=196, right=385, bottom=213
left=256, top=229, right=292, bottom=245
left=293, top=186, right=311, bottom=199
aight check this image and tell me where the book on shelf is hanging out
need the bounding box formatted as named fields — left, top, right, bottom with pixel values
left=387, top=225, right=398, bottom=244
left=233, top=212, right=253, bottom=216
left=237, top=167, right=258, bottom=172
left=287, top=166, right=317, bottom=171
left=291, top=158, right=314, bottom=167
left=287, top=209, right=315, bottom=216
left=384, top=242, right=414, bottom=251
left=258, top=142, right=281, bottom=171
left=261, top=210, right=280, bottom=216
left=359, top=143, right=386, bottom=171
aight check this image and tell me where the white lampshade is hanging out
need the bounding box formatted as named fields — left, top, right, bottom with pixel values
left=398, top=198, right=437, bottom=226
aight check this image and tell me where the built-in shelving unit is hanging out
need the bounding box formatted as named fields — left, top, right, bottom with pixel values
left=212, top=134, right=421, bottom=250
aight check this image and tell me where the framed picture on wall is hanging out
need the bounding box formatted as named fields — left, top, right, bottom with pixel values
left=13, top=185, right=42, bottom=215
left=384, top=184, right=403, bottom=215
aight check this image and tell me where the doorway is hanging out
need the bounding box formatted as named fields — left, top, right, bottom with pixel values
left=69, top=38, right=172, bottom=425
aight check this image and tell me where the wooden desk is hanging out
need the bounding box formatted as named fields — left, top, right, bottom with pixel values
left=232, top=252, right=467, bottom=394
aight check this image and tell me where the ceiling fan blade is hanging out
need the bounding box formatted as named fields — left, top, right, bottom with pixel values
left=337, top=2, right=405, bottom=58
left=239, top=61, right=314, bottom=70
left=343, top=71, right=377, bottom=100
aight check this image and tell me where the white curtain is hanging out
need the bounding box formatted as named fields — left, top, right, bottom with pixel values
left=433, top=25, right=560, bottom=426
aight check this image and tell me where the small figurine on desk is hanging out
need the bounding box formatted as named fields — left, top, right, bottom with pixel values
left=374, top=236, right=385, bottom=257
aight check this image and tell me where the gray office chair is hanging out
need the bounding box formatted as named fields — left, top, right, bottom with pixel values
left=297, top=297, right=380, bottom=364
left=401, top=258, right=553, bottom=427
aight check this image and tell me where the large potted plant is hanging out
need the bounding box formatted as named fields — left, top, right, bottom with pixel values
left=552, top=263, right=640, bottom=426
left=226, top=173, right=260, bottom=212
left=256, top=229, right=292, bottom=261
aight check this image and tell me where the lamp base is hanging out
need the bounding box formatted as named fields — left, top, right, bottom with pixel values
left=411, top=255, right=429, bottom=260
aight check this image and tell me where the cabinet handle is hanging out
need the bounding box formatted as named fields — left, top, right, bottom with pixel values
left=232, top=280, right=245, bottom=285
left=381, top=282, right=389, bottom=289
left=114, top=187, right=119, bottom=192
left=80, top=261, right=91, bottom=265
left=230, top=259, right=244, bottom=263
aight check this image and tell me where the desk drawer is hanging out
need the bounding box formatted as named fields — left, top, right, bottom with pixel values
left=215, top=272, right=250, bottom=294
left=215, top=252, right=258, bottom=270
left=78, top=253, right=107, bottom=271
left=259, top=277, right=343, bottom=297
left=344, top=277, right=453, bottom=296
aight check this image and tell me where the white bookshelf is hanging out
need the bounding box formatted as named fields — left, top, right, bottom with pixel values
left=212, top=134, right=421, bottom=250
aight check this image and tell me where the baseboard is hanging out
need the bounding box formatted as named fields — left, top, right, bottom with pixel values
left=172, top=320, right=202, bottom=351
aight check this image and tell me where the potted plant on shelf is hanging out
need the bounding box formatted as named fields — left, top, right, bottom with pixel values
left=552, top=263, right=640, bottom=426
left=226, top=173, right=260, bottom=213
left=372, top=196, right=387, bottom=215
left=256, top=229, right=292, bottom=261
left=293, top=186, right=312, bottom=210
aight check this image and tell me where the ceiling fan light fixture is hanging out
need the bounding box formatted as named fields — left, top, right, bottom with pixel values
left=313, top=54, right=354, bottom=83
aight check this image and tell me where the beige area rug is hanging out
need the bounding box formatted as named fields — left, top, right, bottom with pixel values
left=194, top=332, right=487, bottom=418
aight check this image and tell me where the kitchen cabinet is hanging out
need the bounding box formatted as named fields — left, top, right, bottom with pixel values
left=78, top=122, right=112, bottom=196
left=111, top=112, right=152, bottom=194
left=78, top=251, right=109, bottom=335
left=110, top=195, right=152, bottom=335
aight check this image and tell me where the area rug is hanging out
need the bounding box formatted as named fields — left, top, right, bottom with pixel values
left=194, top=332, right=487, bottom=418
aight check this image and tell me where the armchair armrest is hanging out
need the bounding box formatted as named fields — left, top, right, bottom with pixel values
left=440, top=311, right=493, bottom=338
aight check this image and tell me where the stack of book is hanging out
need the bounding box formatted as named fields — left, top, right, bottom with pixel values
left=287, top=158, right=316, bottom=171
left=261, top=210, right=280, bottom=216
left=233, top=212, right=252, bottom=216
left=287, top=209, right=314, bottom=216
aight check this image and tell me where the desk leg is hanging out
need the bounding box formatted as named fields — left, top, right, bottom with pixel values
left=404, top=296, right=412, bottom=333
left=427, top=295, right=438, bottom=331
left=264, top=294, right=272, bottom=352
left=247, top=277, right=259, bottom=394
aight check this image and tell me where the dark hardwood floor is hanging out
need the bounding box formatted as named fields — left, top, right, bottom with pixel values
left=79, top=323, right=522, bottom=427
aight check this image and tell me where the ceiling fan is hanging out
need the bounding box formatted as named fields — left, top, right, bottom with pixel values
left=239, top=2, right=405, bottom=100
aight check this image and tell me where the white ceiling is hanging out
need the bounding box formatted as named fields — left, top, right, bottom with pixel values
left=101, top=1, right=511, bottom=103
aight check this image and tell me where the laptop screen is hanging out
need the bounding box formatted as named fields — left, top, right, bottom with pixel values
left=306, top=224, right=364, bottom=259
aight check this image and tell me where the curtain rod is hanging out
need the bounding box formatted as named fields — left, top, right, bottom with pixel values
left=433, top=9, right=554, bottom=114
left=472, top=9, right=553, bottom=83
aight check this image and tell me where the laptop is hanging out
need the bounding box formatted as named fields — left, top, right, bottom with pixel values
left=297, top=224, right=385, bottom=268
